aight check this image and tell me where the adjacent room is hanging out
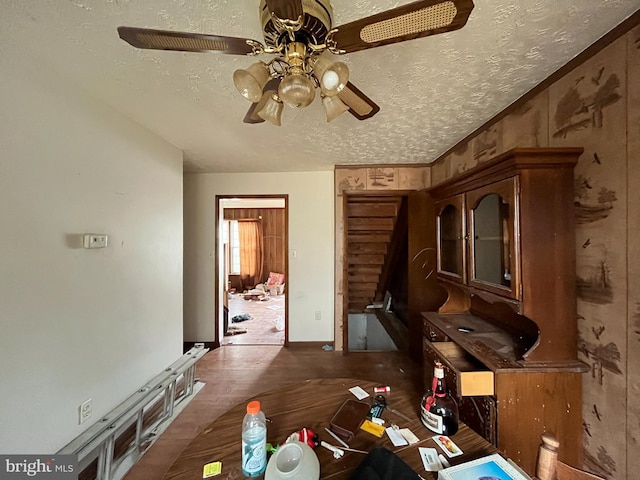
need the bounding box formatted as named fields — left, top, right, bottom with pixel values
left=218, top=196, right=287, bottom=346
left=2, top=2, right=639, bottom=480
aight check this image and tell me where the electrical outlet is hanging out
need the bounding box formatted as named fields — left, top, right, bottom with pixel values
left=315, top=311, right=321, bottom=321
left=79, top=398, right=92, bottom=425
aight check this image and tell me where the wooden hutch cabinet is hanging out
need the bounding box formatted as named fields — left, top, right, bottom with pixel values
left=422, top=148, right=587, bottom=475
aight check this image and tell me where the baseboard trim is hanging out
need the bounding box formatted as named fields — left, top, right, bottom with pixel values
left=183, top=341, right=333, bottom=351
left=183, top=341, right=217, bottom=353
left=287, top=341, right=333, bottom=350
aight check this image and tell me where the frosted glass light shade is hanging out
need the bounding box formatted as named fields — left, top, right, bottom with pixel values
left=322, top=95, right=350, bottom=123
left=321, top=62, right=348, bottom=96
left=278, top=73, right=316, bottom=108
left=257, top=92, right=284, bottom=126
left=233, top=62, right=270, bottom=102
left=312, top=52, right=349, bottom=96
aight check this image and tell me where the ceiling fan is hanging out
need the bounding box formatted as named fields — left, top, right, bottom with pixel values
left=118, top=0, right=474, bottom=126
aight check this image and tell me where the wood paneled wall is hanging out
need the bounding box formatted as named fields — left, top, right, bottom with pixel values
left=426, top=15, right=640, bottom=478
left=224, top=208, right=286, bottom=285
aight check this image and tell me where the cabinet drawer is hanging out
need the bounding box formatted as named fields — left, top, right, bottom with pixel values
left=423, top=321, right=449, bottom=342
left=423, top=339, right=494, bottom=396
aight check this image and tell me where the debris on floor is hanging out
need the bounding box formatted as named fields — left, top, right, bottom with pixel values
left=225, top=326, right=248, bottom=336
left=232, top=314, right=252, bottom=323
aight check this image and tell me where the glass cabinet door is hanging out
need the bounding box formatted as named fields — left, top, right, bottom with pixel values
left=466, top=178, right=519, bottom=299
left=436, top=195, right=466, bottom=283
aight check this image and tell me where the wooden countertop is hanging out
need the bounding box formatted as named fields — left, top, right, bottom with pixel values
left=423, top=312, right=588, bottom=373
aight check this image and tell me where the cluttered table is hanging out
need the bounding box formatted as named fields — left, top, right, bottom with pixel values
left=163, top=378, right=498, bottom=479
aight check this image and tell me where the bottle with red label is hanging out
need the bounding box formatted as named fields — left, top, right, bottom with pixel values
left=420, top=361, right=459, bottom=436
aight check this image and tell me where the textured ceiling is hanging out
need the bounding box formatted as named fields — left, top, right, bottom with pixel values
left=2, top=1, right=639, bottom=173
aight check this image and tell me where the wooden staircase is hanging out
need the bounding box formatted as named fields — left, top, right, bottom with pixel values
left=346, top=194, right=405, bottom=313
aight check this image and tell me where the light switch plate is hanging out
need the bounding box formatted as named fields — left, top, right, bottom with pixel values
left=83, top=234, right=108, bottom=249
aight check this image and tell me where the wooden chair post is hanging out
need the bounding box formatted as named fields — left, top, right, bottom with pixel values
left=537, top=433, right=560, bottom=480
left=536, top=433, right=605, bottom=480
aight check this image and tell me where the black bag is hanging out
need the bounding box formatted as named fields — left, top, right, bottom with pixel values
left=349, top=447, right=422, bottom=480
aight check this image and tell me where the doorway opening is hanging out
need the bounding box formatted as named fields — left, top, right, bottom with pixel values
left=342, top=192, right=410, bottom=353
left=216, top=195, right=288, bottom=346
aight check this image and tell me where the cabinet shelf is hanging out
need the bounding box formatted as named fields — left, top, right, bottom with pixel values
left=429, top=148, right=584, bottom=364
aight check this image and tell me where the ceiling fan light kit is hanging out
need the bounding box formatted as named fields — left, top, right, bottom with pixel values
left=257, top=92, right=285, bottom=126
left=312, top=51, right=349, bottom=96
left=233, top=62, right=271, bottom=102
left=278, top=72, right=316, bottom=108
left=117, top=0, right=474, bottom=126
left=322, top=95, right=350, bottom=123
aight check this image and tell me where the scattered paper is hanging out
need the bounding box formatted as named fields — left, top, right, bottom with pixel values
left=202, top=461, right=222, bottom=478
left=348, top=386, right=369, bottom=400
left=360, top=419, right=385, bottom=437
left=432, top=435, right=463, bottom=457
left=386, top=427, right=408, bottom=446
left=419, top=447, right=442, bottom=471
left=399, top=428, right=420, bottom=445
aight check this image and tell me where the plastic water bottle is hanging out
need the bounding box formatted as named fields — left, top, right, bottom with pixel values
left=241, top=400, right=267, bottom=477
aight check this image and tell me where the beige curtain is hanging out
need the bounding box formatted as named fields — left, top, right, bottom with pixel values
left=238, top=220, right=264, bottom=289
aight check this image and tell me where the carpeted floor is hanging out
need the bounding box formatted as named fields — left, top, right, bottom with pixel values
left=222, top=293, right=286, bottom=345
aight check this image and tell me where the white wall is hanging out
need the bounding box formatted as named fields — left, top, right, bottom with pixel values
left=184, top=172, right=334, bottom=343
left=0, top=51, right=184, bottom=453
left=348, top=313, right=398, bottom=351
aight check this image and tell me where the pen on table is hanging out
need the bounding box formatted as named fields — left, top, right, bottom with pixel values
left=438, top=453, right=451, bottom=468
left=387, top=406, right=412, bottom=422
left=324, top=427, right=350, bottom=448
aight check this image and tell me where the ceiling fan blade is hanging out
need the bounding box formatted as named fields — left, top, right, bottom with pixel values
left=244, top=78, right=282, bottom=124
left=337, top=82, right=380, bottom=120
left=330, top=0, right=474, bottom=54
left=117, top=26, right=261, bottom=55
left=244, top=101, right=266, bottom=124
left=264, top=0, right=304, bottom=21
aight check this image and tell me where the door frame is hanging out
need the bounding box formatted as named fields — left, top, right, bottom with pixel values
left=214, top=194, right=289, bottom=347
left=341, top=190, right=416, bottom=354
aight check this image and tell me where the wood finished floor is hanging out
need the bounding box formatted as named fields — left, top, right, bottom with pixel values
left=123, top=344, right=423, bottom=479
left=222, top=293, right=285, bottom=346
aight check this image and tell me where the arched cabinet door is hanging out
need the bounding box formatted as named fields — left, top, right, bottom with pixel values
left=435, top=194, right=466, bottom=284
left=466, top=177, right=520, bottom=300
